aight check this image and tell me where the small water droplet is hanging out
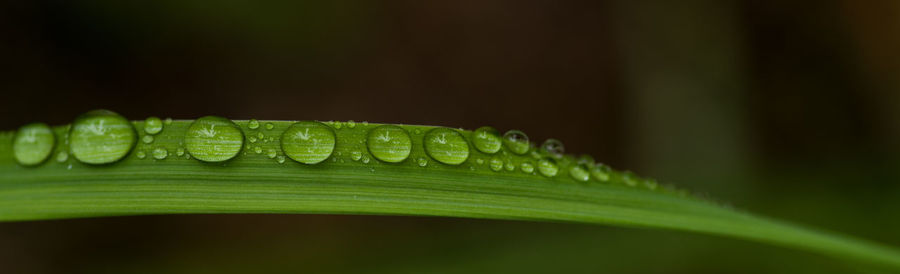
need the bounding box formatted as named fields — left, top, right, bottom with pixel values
left=366, top=125, right=412, bottom=163
left=184, top=116, right=245, bottom=162
left=569, top=165, right=590, bottom=182
left=69, top=110, right=137, bottom=165
left=489, top=157, right=503, bottom=171
left=413, top=129, right=421, bottom=135
left=13, top=123, right=55, bottom=166
left=504, top=160, right=515, bottom=171
left=350, top=151, right=362, bottom=161
left=520, top=162, right=535, bottom=173
left=361, top=155, right=371, bottom=164
left=333, top=121, right=342, bottom=129
left=266, top=148, right=277, bottom=159
left=265, top=123, right=274, bottom=130
left=361, top=121, right=369, bottom=126
left=502, top=130, right=530, bottom=155
left=423, top=128, right=470, bottom=165
left=163, top=118, right=173, bottom=125
left=142, top=135, right=154, bottom=144
left=257, top=132, right=264, bottom=139
left=254, top=146, right=263, bottom=154
left=152, top=147, right=168, bottom=160
left=144, top=117, right=163, bottom=135
left=472, top=126, right=502, bottom=154
left=475, top=158, right=484, bottom=165
left=136, top=151, right=146, bottom=159
left=66, top=164, right=72, bottom=170
left=248, top=119, right=260, bottom=129
left=591, top=164, right=611, bottom=182
left=281, top=121, right=336, bottom=164
left=577, top=155, right=595, bottom=166
left=176, top=147, right=185, bottom=156
left=56, top=151, right=69, bottom=162
left=541, top=139, right=565, bottom=157
left=276, top=155, right=286, bottom=163
left=249, top=136, right=258, bottom=143
left=417, top=157, right=428, bottom=167
left=347, top=120, right=356, bottom=128
left=537, top=157, right=559, bottom=177
left=622, top=172, right=639, bottom=187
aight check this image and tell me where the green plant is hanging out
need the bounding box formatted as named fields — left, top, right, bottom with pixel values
left=1, top=110, right=899, bottom=270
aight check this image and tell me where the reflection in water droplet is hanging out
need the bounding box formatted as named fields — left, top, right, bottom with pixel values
left=184, top=116, right=244, bottom=162
left=248, top=119, right=260, bottom=129
left=502, top=130, right=530, bottom=155
left=13, top=123, right=55, bottom=166
left=152, top=147, right=168, bottom=160
left=69, top=110, right=137, bottom=165
left=520, top=162, right=535, bottom=173
left=144, top=117, right=163, bottom=135
left=281, top=121, right=336, bottom=164
left=541, top=139, right=565, bottom=157
left=423, top=128, right=469, bottom=165
left=537, top=157, right=559, bottom=177
left=489, top=157, right=503, bottom=171
left=472, top=126, right=502, bottom=154
left=366, top=125, right=412, bottom=163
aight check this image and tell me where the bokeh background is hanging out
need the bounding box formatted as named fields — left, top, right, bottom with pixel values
left=1, top=1, right=899, bottom=273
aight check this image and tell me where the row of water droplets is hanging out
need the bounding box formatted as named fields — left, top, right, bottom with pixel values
left=9, top=109, right=659, bottom=188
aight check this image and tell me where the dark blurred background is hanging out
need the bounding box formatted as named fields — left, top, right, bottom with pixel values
left=1, top=1, right=898, bottom=273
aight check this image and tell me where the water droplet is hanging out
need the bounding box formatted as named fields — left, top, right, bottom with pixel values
left=537, top=157, right=559, bottom=177
left=350, top=151, right=362, bottom=161
left=489, top=157, right=503, bottom=171
left=504, top=160, right=515, bottom=171
left=266, top=148, right=277, bottom=159
left=472, top=126, right=502, bottom=154
left=333, top=121, right=342, bottom=129
left=502, top=130, right=530, bottom=155
left=361, top=121, right=369, bottom=126
left=347, top=120, right=356, bottom=128
left=361, top=155, right=371, bottom=164
left=176, top=147, right=185, bottom=156
left=644, top=179, right=659, bottom=190
left=413, top=129, right=421, bottom=135
left=184, top=116, right=244, bottom=162
left=576, top=155, right=595, bottom=166
left=142, top=135, right=154, bottom=144
left=163, top=118, right=173, bottom=125
left=144, top=117, right=163, bottom=135
left=248, top=136, right=258, bottom=143
left=520, top=162, right=535, bottom=173
left=56, top=151, right=69, bottom=162
left=417, top=157, right=428, bottom=167
left=276, top=155, right=286, bottom=164
left=541, top=139, right=565, bottom=157
left=622, top=172, right=639, bottom=187
left=136, top=151, right=146, bottom=159
left=591, top=164, right=611, bottom=182
left=569, top=165, right=590, bottom=182
left=366, top=125, right=411, bottom=163
left=265, top=123, right=274, bottom=130
left=281, top=121, right=336, bottom=164
left=13, top=123, right=55, bottom=166
left=257, top=132, right=264, bottom=139
left=254, top=146, right=263, bottom=154
left=152, top=147, right=168, bottom=160
left=247, top=119, right=260, bottom=129
left=67, top=164, right=72, bottom=170
left=475, top=158, right=484, bottom=165
left=69, top=110, right=137, bottom=165
left=423, top=128, right=469, bottom=165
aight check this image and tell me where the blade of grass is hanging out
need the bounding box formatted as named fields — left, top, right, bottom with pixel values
left=0, top=118, right=898, bottom=270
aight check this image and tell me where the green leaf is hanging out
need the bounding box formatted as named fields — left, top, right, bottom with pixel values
left=1, top=115, right=899, bottom=270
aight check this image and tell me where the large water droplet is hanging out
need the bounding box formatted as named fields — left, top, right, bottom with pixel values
left=184, top=116, right=244, bottom=162
left=247, top=119, right=260, bottom=129
left=13, top=123, right=55, bottom=166
left=489, top=156, right=503, bottom=171
left=472, top=126, right=502, bottom=154
left=152, top=147, right=168, bottom=160
left=569, top=165, right=590, bottom=182
left=69, top=110, right=137, bottom=165
left=144, top=117, right=163, bottom=135
left=537, top=157, right=559, bottom=177
left=281, top=121, right=336, bottom=164
left=591, top=164, right=611, bottom=182
left=366, top=125, right=411, bottom=163
left=502, top=130, right=530, bottom=155
left=541, top=139, right=565, bottom=157
left=423, top=128, right=469, bottom=165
